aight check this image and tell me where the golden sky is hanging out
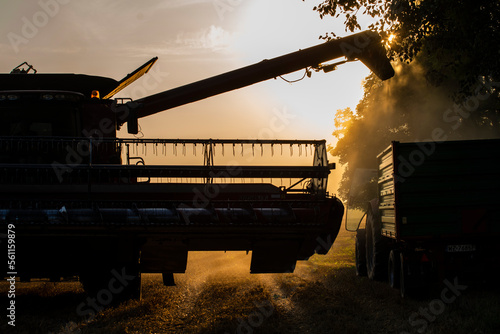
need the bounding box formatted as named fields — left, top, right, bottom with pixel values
left=0, top=0, right=374, bottom=193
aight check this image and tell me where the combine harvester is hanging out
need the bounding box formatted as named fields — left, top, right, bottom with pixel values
left=1, top=31, right=394, bottom=300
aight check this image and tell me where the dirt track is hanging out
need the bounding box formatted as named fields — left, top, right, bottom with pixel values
left=2, top=230, right=500, bottom=334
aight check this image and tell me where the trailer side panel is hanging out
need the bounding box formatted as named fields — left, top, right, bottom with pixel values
left=379, top=139, right=500, bottom=241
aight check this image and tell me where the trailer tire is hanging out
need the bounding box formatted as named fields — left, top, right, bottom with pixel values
left=365, top=200, right=389, bottom=281
left=388, top=249, right=400, bottom=289
left=355, top=229, right=368, bottom=276
left=400, top=251, right=418, bottom=298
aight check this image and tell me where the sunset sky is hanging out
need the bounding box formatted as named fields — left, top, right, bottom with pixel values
left=0, top=0, right=374, bottom=192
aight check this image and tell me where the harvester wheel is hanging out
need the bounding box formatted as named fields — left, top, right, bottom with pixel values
left=365, top=201, right=389, bottom=281
left=355, top=229, right=367, bottom=276
left=80, top=261, right=142, bottom=305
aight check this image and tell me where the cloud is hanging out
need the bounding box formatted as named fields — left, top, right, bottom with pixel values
left=98, top=25, right=237, bottom=60
left=174, top=25, right=236, bottom=53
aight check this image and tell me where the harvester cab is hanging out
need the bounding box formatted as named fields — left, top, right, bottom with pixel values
left=0, top=31, right=394, bottom=301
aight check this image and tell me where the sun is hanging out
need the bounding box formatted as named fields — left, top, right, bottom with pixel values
left=384, top=33, right=397, bottom=49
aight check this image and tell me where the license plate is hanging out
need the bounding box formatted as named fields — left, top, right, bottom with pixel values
left=445, top=244, right=476, bottom=252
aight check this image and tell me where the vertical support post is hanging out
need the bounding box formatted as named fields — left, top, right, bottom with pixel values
left=126, top=144, right=130, bottom=165
left=203, top=140, right=214, bottom=184
left=87, top=137, right=93, bottom=195
left=311, top=140, right=328, bottom=194
left=89, top=137, right=93, bottom=166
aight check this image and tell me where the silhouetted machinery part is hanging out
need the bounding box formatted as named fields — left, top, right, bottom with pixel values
left=130, top=30, right=395, bottom=121
left=0, top=30, right=393, bottom=301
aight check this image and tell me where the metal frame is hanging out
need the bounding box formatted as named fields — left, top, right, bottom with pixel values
left=0, top=137, right=333, bottom=195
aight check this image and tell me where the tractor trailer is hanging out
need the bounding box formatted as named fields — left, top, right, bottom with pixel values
left=350, top=139, right=500, bottom=297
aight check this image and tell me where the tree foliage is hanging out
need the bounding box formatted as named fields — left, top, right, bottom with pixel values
left=310, top=0, right=500, bottom=96
left=309, top=0, right=500, bottom=207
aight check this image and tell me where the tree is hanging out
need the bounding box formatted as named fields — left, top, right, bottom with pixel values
left=309, top=0, right=500, bottom=96
left=310, top=0, right=500, bottom=206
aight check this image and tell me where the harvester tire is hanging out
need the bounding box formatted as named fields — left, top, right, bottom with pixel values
left=365, top=200, right=389, bottom=281
left=355, top=229, right=368, bottom=276
left=80, top=261, right=142, bottom=304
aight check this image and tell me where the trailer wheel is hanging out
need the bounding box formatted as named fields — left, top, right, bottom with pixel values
left=355, top=229, right=368, bottom=276
left=388, top=249, right=400, bottom=289
left=365, top=202, right=389, bottom=281
left=399, top=251, right=416, bottom=298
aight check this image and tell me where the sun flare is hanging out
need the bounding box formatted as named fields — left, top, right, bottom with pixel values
left=387, top=33, right=396, bottom=44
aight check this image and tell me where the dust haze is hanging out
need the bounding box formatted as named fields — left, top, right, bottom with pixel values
left=363, top=61, right=500, bottom=143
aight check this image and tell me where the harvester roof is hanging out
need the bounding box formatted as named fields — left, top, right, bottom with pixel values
left=0, top=73, right=118, bottom=98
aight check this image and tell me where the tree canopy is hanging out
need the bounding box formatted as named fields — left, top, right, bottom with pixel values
left=311, top=0, right=500, bottom=93
left=308, top=0, right=500, bottom=207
